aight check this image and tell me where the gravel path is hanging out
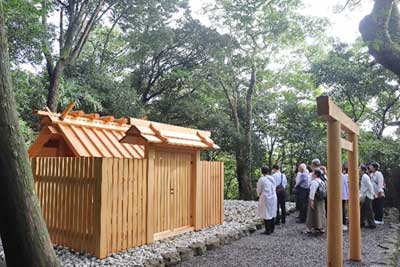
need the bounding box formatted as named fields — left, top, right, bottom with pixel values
left=0, top=201, right=396, bottom=267
left=178, top=213, right=389, bottom=267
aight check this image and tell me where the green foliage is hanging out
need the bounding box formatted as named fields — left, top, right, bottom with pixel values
left=3, top=0, right=43, bottom=63
left=215, top=152, right=239, bottom=199
left=6, top=0, right=400, bottom=200
left=311, top=41, right=400, bottom=138
left=19, top=118, right=36, bottom=146
left=359, top=131, right=400, bottom=173
left=57, top=79, right=104, bottom=113
left=11, top=69, right=47, bottom=134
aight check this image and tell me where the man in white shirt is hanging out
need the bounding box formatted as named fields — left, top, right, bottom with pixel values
left=369, top=162, right=385, bottom=224
left=272, top=165, right=287, bottom=225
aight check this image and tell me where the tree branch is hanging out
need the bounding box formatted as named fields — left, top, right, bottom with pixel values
left=360, top=0, right=400, bottom=77
left=41, top=0, right=54, bottom=77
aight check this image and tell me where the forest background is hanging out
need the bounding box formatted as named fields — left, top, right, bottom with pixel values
left=5, top=0, right=400, bottom=203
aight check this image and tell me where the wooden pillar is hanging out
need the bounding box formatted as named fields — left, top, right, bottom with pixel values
left=327, top=120, right=343, bottom=267
left=94, top=158, right=108, bottom=258
left=192, top=150, right=202, bottom=230
left=220, top=162, right=224, bottom=224
left=146, top=145, right=155, bottom=243
left=347, top=133, right=361, bottom=261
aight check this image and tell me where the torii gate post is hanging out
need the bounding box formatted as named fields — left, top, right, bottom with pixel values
left=317, top=96, right=361, bottom=267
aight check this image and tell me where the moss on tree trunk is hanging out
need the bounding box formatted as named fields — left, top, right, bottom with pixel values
left=360, top=0, right=400, bottom=77
left=0, top=1, right=60, bottom=266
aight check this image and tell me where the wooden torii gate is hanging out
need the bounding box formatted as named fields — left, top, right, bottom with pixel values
left=317, top=96, right=361, bottom=267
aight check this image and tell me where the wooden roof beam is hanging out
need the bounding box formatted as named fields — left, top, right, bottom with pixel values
left=317, top=96, right=360, bottom=135
left=100, top=116, right=114, bottom=123
left=129, top=117, right=212, bottom=137
left=82, top=113, right=100, bottom=120
left=114, top=118, right=127, bottom=125
left=197, top=131, right=215, bottom=148
left=150, top=123, right=169, bottom=143
left=69, top=110, right=85, bottom=118
left=60, top=102, right=76, bottom=120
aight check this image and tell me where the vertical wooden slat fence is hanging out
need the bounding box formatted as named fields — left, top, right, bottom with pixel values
left=32, top=157, right=148, bottom=258
left=97, top=158, right=148, bottom=257
left=33, top=157, right=98, bottom=254
left=32, top=156, right=223, bottom=258
left=153, top=151, right=193, bottom=240
left=200, top=161, right=224, bottom=228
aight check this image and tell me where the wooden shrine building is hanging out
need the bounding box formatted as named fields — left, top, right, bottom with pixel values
left=29, top=104, right=224, bottom=258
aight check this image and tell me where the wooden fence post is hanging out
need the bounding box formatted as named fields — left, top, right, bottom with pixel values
left=94, top=158, right=108, bottom=258
left=193, top=150, right=202, bottom=230
left=327, top=120, right=343, bottom=267
left=147, top=146, right=155, bottom=243
left=347, top=133, right=361, bottom=261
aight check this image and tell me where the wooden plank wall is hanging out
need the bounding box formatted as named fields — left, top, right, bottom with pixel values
left=32, top=157, right=148, bottom=258
left=153, top=151, right=192, bottom=238
left=32, top=157, right=98, bottom=254
left=32, top=156, right=222, bottom=258
left=100, top=158, right=148, bottom=257
left=200, top=161, right=224, bottom=228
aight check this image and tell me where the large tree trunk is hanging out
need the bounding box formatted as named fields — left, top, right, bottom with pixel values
left=0, top=2, right=60, bottom=266
left=235, top=65, right=256, bottom=200
left=360, top=0, right=400, bottom=77
left=236, top=150, right=253, bottom=200
left=41, top=0, right=107, bottom=111
left=47, top=63, right=65, bottom=111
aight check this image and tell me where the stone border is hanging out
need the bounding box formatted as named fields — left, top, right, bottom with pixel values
left=143, top=221, right=259, bottom=267
left=143, top=205, right=297, bottom=267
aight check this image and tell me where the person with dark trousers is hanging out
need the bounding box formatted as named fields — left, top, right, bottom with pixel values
left=342, top=165, right=349, bottom=231
left=369, top=162, right=385, bottom=224
left=295, top=163, right=310, bottom=223
left=272, top=165, right=287, bottom=225
left=257, top=166, right=278, bottom=235
left=360, top=164, right=376, bottom=229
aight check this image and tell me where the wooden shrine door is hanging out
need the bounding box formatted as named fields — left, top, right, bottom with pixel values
left=153, top=149, right=193, bottom=240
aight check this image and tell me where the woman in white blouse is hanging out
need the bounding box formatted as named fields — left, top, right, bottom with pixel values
left=360, top=165, right=376, bottom=228
left=257, top=166, right=277, bottom=235
left=304, top=169, right=326, bottom=234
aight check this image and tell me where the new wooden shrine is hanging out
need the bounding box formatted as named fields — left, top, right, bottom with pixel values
left=29, top=104, right=224, bottom=258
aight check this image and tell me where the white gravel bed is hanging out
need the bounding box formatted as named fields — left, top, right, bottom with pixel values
left=57, top=200, right=266, bottom=266
left=0, top=200, right=296, bottom=266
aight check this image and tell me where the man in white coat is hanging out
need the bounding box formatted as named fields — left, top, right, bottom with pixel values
left=257, top=166, right=278, bottom=235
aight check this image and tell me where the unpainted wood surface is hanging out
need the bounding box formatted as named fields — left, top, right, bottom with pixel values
left=32, top=156, right=223, bottom=258
left=153, top=151, right=192, bottom=236
left=32, top=157, right=97, bottom=255
left=316, top=96, right=360, bottom=135
left=100, top=158, right=148, bottom=256
left=200, top=161, right=224, bottom=228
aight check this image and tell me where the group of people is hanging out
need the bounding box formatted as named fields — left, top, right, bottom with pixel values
left=256, top=159, right=386, bottom=235
left=360, top=162, right=386, bottom=228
